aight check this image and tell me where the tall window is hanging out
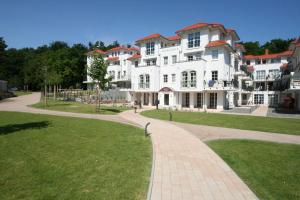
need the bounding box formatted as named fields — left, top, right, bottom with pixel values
left=135, top=61, right=139, bottom=67
left=172, top=55, right=177, bottom=64
left=182, top=71, right=188, bottom=87
left=196, top=93, right=203, bottom=108
left=194, top=32, right=200, bottom=47
left=256, top=70, right=266, bottom=80
left=212, top=50, right=219, bottom=59
left=212, top=71, right=218, bottom=81
left=163, top=74, right=168, bottom=83
left=146, top=42, right=155, bottom=55
left=164, top=56, right=168, bottom=65
left=145, top=74, right=150, bottom=88
left=139, top=75, right=144, bottom=88
left=209, top=93, right=217, bottom=109
left=269, top=69, right=280, bottom=79
left=188, top=32, right=200, bottom=48
left=172, top=74, right=176, bottom=82
left=190, top=71, right=196, bottom=87
left=117, top=71, right=121, bottom=79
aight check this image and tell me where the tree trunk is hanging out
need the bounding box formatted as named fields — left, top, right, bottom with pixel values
left=54, top=85, right=56, bottom=101
left=44, top=84, right=47, bottom=107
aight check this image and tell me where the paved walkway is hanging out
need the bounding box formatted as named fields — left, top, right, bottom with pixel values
left=174, top=122, right=300, bottom=144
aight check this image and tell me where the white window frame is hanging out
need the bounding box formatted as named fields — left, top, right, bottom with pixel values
left=164, top=56, right=168, bottom=65
left=212, top=50, right=219, bottom=60
left=172, top=74, right=176, bottom=82
left=163, top=74, right=168, bottom=83
left=212, top=71, right=218, bottom=81
left=172, top=55, right=177, bottom=64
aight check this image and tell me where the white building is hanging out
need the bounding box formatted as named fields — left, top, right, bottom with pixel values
left=128, top=22, right=242, bottom=111
left=242, top=49, right=293, bottom=107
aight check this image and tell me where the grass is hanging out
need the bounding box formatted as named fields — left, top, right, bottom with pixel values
left=141, top=109, right=300, bottom=135
left=13, top=90, right=32, bottom=96
left=0, top=111, right=152, bottom=200
left=207, top=140, right=300, bottom=199
left=31, top=99, right=131, bottom=115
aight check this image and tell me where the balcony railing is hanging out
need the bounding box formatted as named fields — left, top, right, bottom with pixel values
left=138, top=82, right=150, bottom=89
left=181, top=81, right=197, bottom=88
left=204, top=80, right=236, bottom=89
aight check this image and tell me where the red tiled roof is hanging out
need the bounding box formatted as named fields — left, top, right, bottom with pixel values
left=87, top=49, right=106, bottom=55
left=105, top=46, right=140, bottom=53
left=176, top=22, right=226, bottom=34
left=167, top=35, right=181, bottom=41
left=244, top=51, right=293, bottom=60
left=226, top=29, right=240, bottom=40
left=107, top=57, right=119, bottom=61
left=206, top=40, right=229, bottom=48
left=127, top=54, right=141, bottom=60
left=128, top=47, right=140, bottom=51
left=136, top=33, right=163, bottom=43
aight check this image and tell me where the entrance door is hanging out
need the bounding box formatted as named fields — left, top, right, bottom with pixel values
left=164, top=94, right=169, bottom=106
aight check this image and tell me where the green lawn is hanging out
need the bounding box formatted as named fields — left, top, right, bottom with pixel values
left=31, top=99, right=131, bottom=115
left=0, top=112, right=151, bottom=200
left=13, top=90, right=32, bottom=96
left=141, top=109, right=300, bottom=135
left=207, top=140, right=300, bottom=199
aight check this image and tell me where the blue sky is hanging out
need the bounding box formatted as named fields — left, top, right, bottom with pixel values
left=1, top=0, right=299, bottom=49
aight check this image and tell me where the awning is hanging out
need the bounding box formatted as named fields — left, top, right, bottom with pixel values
left=159, top=87, right=174, bottom=93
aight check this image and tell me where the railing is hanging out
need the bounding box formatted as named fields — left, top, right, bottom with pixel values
left=138, top=82, right=150, bottom=89
left=204, top=80, right=235, bottom=89
left=181, top=81, right=197, bottom=88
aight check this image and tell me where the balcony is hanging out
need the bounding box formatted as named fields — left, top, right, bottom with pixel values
left=138, top=82, right=150, bottom=89
left=181, top=81, right=197, bottom=88
left=204, top=80, right=236, bottom=90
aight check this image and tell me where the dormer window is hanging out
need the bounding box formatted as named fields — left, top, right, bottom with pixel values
left=188, top=32, right=200, bottom=48
left=146, top=42, right=155, bottom=55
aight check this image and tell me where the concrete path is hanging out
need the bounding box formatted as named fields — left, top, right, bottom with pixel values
left=251, top=106, right=268, bottom=116
left=174, top=122, right=300, bottom=144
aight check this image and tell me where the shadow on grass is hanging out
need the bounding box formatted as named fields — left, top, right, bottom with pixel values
left=101, top=108, right=121, bottom=113
left=0, top=121, right=50, bottom=135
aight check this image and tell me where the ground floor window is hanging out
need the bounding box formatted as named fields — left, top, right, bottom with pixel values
left=196, top=93, right=203, bottom=108
left=164, top=94, right=169, bottom=106
left=209, top=93, right=217, bottom=109
left=144, top=93, right=149, bottom=105
left=268, top=94, right=278, bottom=107
left=182, top=93, right=190, bottom=107
left=254, top=94, right=264, bottom=104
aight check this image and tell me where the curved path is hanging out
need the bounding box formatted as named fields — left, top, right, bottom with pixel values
left=174, top=122, right=300, bottom=144
left=0, top=93, right=258, bottom=199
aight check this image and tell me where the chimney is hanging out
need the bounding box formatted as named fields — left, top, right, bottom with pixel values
left=265, top=49, right=269, bottom=55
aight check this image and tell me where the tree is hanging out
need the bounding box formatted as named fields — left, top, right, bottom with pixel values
left=261, top=38, right=294, bottom=54
left=88, top=53, right=112, bottom=112
left=240, top=41, right=263, bottom=55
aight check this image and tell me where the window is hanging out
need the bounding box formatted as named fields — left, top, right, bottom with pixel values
left=145, top=74, right=150, bottom=88
left=152, top=59, right=156, bottom=65
left=262, top=59, right=267, bottom=64
left=209, top=93, right=217, bottom=109
left=188, top=32, right=200, bottom=48
left=196, top=93, right=203, bottom=108
left=163, top=74, right=168, bottom=83
left=256, top=70, right=266, bottom=80
left=255, top=59, right=261, bottom=65
left=172, top=55, right=177, bottom=64
left=172, top=74, right=176, bottom=82
left=146, top=60, right=151, bottom=66
left=123, top=71, right=126, bottom=77
left=117, top=71, right=121, bottom=79
left=212, top=71, right=218, bottom=81
left=212, top=50, right=218, bottom=59
left=271, top=58, right=281, bottom=63
left=135, top=61, right=139, bottom=67
left=146, top=42, right=155, bottom=55
left=246, top=60, right=251, bottom=65
left=164, top=56, right=168, bottom=65
left=194, top=32, right=200, bottom=47
left=188, top=33, right=194, bottom=48
left=254, top=94, right=264, bottom=104
left=164, top=94, right=169, bottom=105
left=188, top=55, right=194, bottom=61
left=190, top=71, right=196, bottom=87
left=269, top=69, right=280, bottom=79
left=182, top=71, right=188, bottom=87
left=123, top=60, right=126, bottom=65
